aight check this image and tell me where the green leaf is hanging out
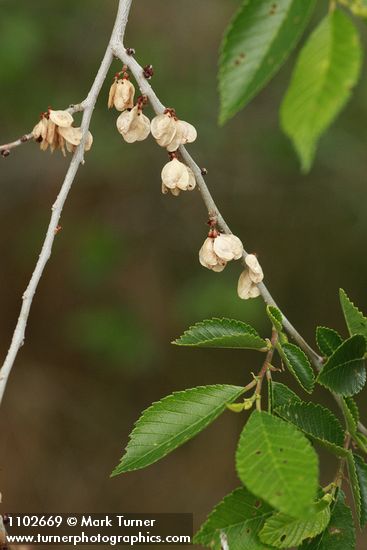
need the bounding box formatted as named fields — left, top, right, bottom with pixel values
left=266, top=306, right=283, bottom=332
left=299, top=490, right=355, bottom=550
left=340, top=397, right=359, bottom=437
left=280, top=10, right=362, bottom=172
left=173, top=318, right=268, bottom=350
left=271, top=382, right=301, bottom=409
left=236, top=411, right=318, bottom=517
left=219, top=0, right=317, bottom=124
left=194, top=487, right=273, bottom=550
left=316, top=327, right=343, bottom=357
left=278, top=342, right=315, bottom=393
left=345, top=397, right=360, bottom=425
left=275, top=401, right=347, bottom=457
left=355, top=433, right=367, bottom=454
left=111, top=384, right=245, bottom=475
left=353, top=454, right=367, bottom=527
left=340, top=288, right=367, bottom=341
left=316, top=335, right=366, bottom=397
left=346, top=452, right=361, bottom=525
left=259, top=496, right=331, bottom=548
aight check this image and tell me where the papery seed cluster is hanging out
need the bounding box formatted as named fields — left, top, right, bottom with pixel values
left=237, top=254, right=264, bottom=300
left=151, top=109, right=197, bottom=152
left=108, top=66, right=264, bottom=300
left=109, top=67, right=198, bottom=196
left=199, top=229, right=243, bottom=273
left=30, top=61, right=263, bottom=305
left=32, top=109, right=92, bottom=156
left=161, top=155, right=196, bottom=196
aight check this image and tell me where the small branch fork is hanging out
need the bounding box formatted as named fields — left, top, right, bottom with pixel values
left=0, top=133, right=33, bottom=156
left=0, top=0, right=367, bottom=440
left=0, top=103, right=85, bottom=156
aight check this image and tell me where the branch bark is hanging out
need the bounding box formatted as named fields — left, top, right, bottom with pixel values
left=0, top=0, right=133, bottom=406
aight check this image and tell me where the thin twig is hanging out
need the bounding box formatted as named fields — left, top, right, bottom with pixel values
left=0, top=133, right=33, bottom=154
left=0, top=0, right=133, bottom=406
left=255, top=330, right=278, bottom=411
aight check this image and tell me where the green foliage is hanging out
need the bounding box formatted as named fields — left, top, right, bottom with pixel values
left=340, top=397, right=359, bottom=437
left=355, top=433, right=367, bottom=454
left=271, top=381, right=301, bottom=409
left=317, top=335, right=366, bottom=396
left=259, top=496, right=331, bottom=548
left=236, top=411, right=318, bottom=517
left=281, top=9, right=362, bottom=172
left=346, top=452, right=362, bottom=526
left=116, top=290, right=367, bottom=544
left=173, top=318, right=268, bottom=350
left=340, top=288, right=367, bottom=341
left=278, top=342, right=315, bottom=393
left=266, top=305, right=283, bottom=332
left=111, top=384, right=244, bottom=475
left=194, top=487, right=273, bottom=550
left=316, top=327, right=343, bottom=357
left=219, top=0, right=316, bottom=124
left=354, top=454, right=367, bottom=527
left=275, top=401, right=347, bottom=457
left=345, top=397, right=360, bottom=426
left=299, top=491, right=355, bottom=550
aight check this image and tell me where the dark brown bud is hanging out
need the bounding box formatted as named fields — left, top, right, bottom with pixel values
left=143, top=64, right=154, bottom=79
left=1, top=149, right=10, bottom=158
left=201, top=167, right=208, bottom=176
left=126, top=47, right=136, bottom=56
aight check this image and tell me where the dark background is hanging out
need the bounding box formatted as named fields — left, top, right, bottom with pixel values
left=0, top=0, right=366, bottom=548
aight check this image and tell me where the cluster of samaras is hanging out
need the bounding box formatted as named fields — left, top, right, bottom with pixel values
left=32, top=109, right=92, bottom=156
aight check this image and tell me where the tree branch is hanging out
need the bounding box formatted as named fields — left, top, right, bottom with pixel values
left=0, top=0, right=133, bottom=406
left=112, top=40, right=322, bottom=368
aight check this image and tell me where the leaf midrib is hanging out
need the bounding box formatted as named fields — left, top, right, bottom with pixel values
left=120, top=388, right=244, bottom=471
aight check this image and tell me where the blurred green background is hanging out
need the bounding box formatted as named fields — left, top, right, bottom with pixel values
left=0, top=0, right=366, bottom=548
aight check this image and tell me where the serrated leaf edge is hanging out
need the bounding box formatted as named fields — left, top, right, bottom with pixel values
left=279, top=342, right=315, bottom=393
left=173, top=317, right=267, bottom=349
left=275, top=401, right=347, bottom=456
left=111, top=384, right=245, bottom=476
